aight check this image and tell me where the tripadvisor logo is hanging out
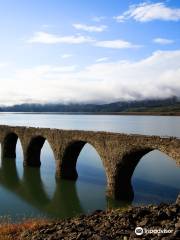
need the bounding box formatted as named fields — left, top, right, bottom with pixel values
left=135, top=227, right=143, bottom=235
left=135, top=226, right=173, bottom=235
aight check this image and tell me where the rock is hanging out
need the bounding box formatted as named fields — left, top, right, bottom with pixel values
left=139, top=218, right=148, bottom=226
left=157, top=210, right=168, bottom=220
left=175, top=222, right=180, bottom=230
left=173, top=230, right=180, bottom=238
left=8, top=200, right=180, bottom=240
left=176, top=194, right=180, bottom=205
left=93, top=210, right=103, bottom=214
left=165, top=209, right=172, bottom=217
left=91, top=234, right=102, bottom=240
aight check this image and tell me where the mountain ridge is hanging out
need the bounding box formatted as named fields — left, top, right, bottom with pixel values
left=0, top=97, right=180, bottom=114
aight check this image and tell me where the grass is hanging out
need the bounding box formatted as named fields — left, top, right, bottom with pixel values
left=0, top=219, right=48, bottom=240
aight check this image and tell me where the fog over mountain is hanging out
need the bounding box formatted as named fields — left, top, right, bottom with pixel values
left=0, top=97, right=179, bottom=113
left=0, top=50, right=180, bottom=106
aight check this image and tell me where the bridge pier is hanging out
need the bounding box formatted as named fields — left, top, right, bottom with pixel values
left=104, top=148, right=153, bottom=201
left=106, top=178, right=134, bottom=202
left=55, top=159, right=78, bottom=181
left=23, top=136, right=46, bottom=167
left=55, top=141, right=86, bottom=181
left=1, top=133, right=18, bottom=159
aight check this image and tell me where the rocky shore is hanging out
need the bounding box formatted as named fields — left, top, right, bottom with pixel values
left=19, top=195, right=179, bottom=240
left=0, top=195, right=179, bottom=240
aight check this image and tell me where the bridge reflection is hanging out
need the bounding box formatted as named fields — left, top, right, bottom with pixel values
left=0, top=157, right=84, bottom=218
left=0, top=156, right=125, bottom=219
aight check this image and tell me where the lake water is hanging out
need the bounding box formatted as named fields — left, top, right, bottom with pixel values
left=0, top=113, right=180, bottom=222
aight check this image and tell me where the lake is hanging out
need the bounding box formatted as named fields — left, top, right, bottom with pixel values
left=0, top=113, right=180, bottom=222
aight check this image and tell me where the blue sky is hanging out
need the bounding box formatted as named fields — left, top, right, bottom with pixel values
left=0, top=0, right=180, bottom=105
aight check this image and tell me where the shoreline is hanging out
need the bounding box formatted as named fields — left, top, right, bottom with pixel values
left=0, top=111, right=180, bottom=116
left=0, top=195, right=179, bottom=240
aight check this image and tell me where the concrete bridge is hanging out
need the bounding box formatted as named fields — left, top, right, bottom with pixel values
left=0, top=125, right=179, bottom=201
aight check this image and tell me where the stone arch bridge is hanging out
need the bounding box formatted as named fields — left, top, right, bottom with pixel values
left=0, top=125, right=179, bottom=201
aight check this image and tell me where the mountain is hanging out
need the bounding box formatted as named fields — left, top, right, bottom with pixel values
left=0, top=97, right=180, bottom=114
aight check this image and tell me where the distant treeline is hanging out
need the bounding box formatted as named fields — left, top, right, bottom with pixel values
left=0, top=97, right=180, bottom=113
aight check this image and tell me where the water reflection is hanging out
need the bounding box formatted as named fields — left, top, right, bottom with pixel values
left=22, top=167, right=50, bottom=207
left=52, top=180, right=83, bottom=218
left=0, top=156, right=130, bottom=221
left=0, top=158, right=20, bottom=189
left=0, top=157, right=84, bottom=219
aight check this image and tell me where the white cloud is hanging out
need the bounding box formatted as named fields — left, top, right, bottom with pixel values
left=0, top=50, right=180, bottom=105
left=61, top=54, right=73, bottom=59
left=73, top=23, right=107, bottom=32
left=94, top=39, right=141, bottom=49
left=28, top=31, right=140, bottom=49
left=28, top=31, right=94, bottom=44
left=153, top=38, right=174, bottom=44
left=115, top=2, right=180, bottom=22
left=96, top=57, right=109, bottom=62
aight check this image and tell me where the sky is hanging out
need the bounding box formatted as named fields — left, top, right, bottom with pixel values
left=0, top=0, right=180, bottom=105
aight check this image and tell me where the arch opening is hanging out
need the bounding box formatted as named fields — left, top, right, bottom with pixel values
left=61, top=141, right=107, bottom=212
left=76, top=143, right=106, bottom=185
left=76, top=143, right=107, bottom=211
left=15, top=139, right=24, bottom=180
left=132, top=149, right=180, bottom=204
left=40, top=140, right=56, bottom=199
left=114, top=148, right=152, bottom=202
left=114, top=148, right=180, bottom=202
left=25, top=137, right=56, bottom=199
left=60, top=141, right=107, bottom=182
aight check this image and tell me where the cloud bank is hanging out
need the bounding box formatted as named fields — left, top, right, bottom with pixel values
left=0, top=50, right=180, bottom=106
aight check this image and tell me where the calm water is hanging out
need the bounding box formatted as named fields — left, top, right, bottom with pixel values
left=0, top=113, right=180, bottom=222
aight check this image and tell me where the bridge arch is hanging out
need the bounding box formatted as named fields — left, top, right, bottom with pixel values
left=58, top=140, right=106, bottom=181
left=112, top=147, right=180, bottom=201
left=112, top=147, right=153, bottom=201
